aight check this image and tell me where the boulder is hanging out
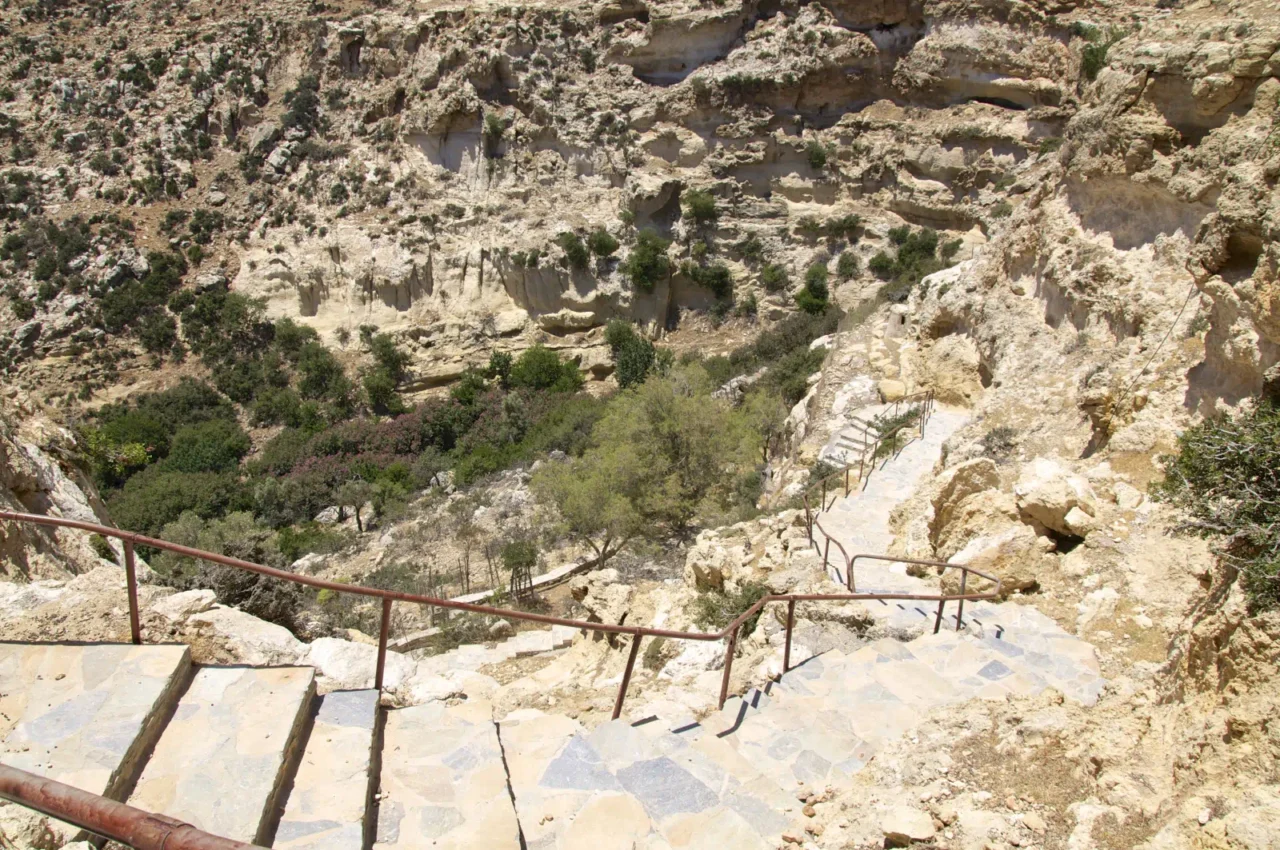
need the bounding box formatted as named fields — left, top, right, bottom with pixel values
left=881, top=806, right=936, bottom=847
left=188, top=606, right=305, bottom=666
left=304, top=637, right=415, bottom=692
left=1014, top=458, right=1098, bottom=537
left=683, top=537, right=734, bottom=591
left=489, top=619, right=515, bottom=640
left=878, top=378, right=907, bottom=402
left=570, top=568, right=633, bottom=632
left=149, top=588, right=216, bottom=621
left=942, top=525, right=1046, bottom=599
left=659, top=640, right=726, bottom=682
left=314, top=506, right=342, bottom=524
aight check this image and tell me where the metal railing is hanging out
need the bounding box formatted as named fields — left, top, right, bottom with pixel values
left=804, top=390, right=936, bottom=516
left=0, top=507, right=996, bottom=720
left=0, top=763, right=259, bottom=849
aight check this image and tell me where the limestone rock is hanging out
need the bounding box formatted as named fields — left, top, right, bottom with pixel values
left=881, top=805, right=936, bottom=846
left=570, top=568, right=633, bottom=630
left=149, top=589, right=216, bottom=621
left=188, top=605, right=306, bottom=666
left=1014, top=458, right=1098, bottom=538
left=878, top=379, right=907, bottom=402
left=304, top=636, right=415, bottom=693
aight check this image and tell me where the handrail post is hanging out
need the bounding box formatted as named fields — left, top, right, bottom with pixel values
left=613, top=633, right=643, bottom=720
left=375, top=598, right=392, bottom=691
left=821, top=477, right=827, bottom=507
left=844, top=467, right=850, bottom=497
left=718, top=625, right=741, bottom=710
left=783, top=600, right=796, bottom=673
left=123, top=541, right=141, bottom=645
left=956, top=569, right=968, bottom=632
left=933, top=598, right=946, bottom=635
left=822, top=537, right=830, bottom=573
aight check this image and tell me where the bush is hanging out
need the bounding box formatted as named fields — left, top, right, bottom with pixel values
left=681, top=189, right=718, bottom=225
left=554, top=232, right=590, bottom=270
left=605, top=320, right=657, bottom=388
left=980, top=426, right=1019, bottom=462
left=836, top=252, right=859, bottom=279
left=1154, top=395, right=1280, bottom=611
left=509, top=345, right=583, bottom=393
left=622, top=229, right=672, bottom=292
left=991, top=201, right=1013, bottom=219
left=869, top=251, right=894, bottom=279
left=805, top=140, right=829, bottom=170
left=825, top=214, right=860, bottom=240
left=690, top=580, right=770, bottom=637
left=107, top=468, right=247, bottom=535
left=795, top=263, right=830, bottom=315
left=683, top=262, right=733, bottom=300
left=760, top=263, right=788, bottom=292
left=162, top=419, right=251, bottom=474
left=587, top=228, right=619, bottom=257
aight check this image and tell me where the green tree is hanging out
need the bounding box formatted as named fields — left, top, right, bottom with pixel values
left=336, top=479, right=373, bottom=533
left=163, top=419, right=251, bottom=474
left=554, top=232, right=590, bottom=270
left=531, top=445, right=647, bottom=569
left=587, top=228, right=620, bottom=257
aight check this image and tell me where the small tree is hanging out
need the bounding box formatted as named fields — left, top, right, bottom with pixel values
left=554, top=232, right=589, bottom=270
left=531, top=445, right=646, bottom=569
left=336, top=479, right=373, bottom=533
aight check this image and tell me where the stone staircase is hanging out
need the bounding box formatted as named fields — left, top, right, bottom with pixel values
left=0, top=403, right=1105, bottom=849
left=820, top=403, right=889, bottom=467
left=1, top=617, right=1104, bottom=849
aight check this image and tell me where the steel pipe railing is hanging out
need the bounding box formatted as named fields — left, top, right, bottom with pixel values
left=0, top=763, right=262, bottom=849
left=0, top=502, right=996, bottom=721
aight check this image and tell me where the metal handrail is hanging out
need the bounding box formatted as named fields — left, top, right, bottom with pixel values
left=0, top=763, right=260, bottom=849
left=801, top=389, right=935, bottom=516
left=0, top=507, right=997, bottom=722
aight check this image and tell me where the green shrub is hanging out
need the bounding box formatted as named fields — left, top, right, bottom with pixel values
left=805, top=140, right=829, bottom=170
left=991, top=201, right=1013, bottom=219
left=737, top=234, right=765, bottom=262
left=501, top=539, right=538, bottom=573
left=108, top=468, right=247, bottom=535
left=837, top=252, right=859, bottom=279
left=622, top=229, right=672, bottom=292
left=587, top=228, right=619, bottom=257
left=683, top=262, right=733, bottom=300
left=554, top=232, right=590, bottom=270
left=604, top=320, right=657, bottom=388
left=760, top=263, right=788, bottom=292
left=162, top=419, right=251, bottom=474
left=1154, top=395, right=1280, bottom=611
left=795, top=263, right=830, bottom=315
left=1037, top=137, right=1063, bottom=155
left=690, top=580, right=770, bottom=637
left=509, top=345, right=583, bottom=393
left=681, top=189, right=718, bottom=225
left=825, top=214, right=860, bottom=240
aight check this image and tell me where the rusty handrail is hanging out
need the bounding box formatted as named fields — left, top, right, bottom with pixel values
left=0, top=506, right=996, bottom=720
left=0, top=763, right=262, bottom=849
left=800, top=390, right=934, bottom=517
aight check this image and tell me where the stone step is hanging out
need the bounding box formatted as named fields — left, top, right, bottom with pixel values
left=127, top=665, right=316, bottom=845
left=274, top=689, right=380, bottom=850
left=375, top=699, right=521, bottom=849
left=500, top=708, right=793, bottom=850
left=0, top=642, right=192, bottom=844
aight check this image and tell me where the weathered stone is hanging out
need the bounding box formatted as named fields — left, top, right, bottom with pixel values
left=188, top=605, right=306, bottom=665
left=881, top=805, right=937, bottom=846
left=149, top=588, right=217, bottom=621
left=878, top=379, right=907, bottom=402
left=1014, top=458, right=1098, bottom=537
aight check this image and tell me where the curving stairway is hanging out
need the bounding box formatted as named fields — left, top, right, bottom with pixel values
left=0, top=406, right=1105, bottom=848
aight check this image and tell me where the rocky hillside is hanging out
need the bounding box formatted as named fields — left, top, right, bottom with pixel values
left=1, top=0, right=1280, bottom=848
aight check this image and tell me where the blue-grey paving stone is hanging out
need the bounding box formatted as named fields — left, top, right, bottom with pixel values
left=444, top=742, right=482, bottom=773
left=23, top=689, right=110, bottom=745
left=985, top=638, right=1025, bottom=658
left=418, top=805, right=464, bottom=838
left=316, top=689, right=378, bottom=727
left=847, top=682, right=901, bottom=703
left=766, top=734, right=802, bottom=761
left=978, top=660, right=1013, bottom=681
left=742, top=688, right=771, bottom=711
left=792, top=749, right=832, bottom=784
left=589, top=719, right=653, bottom=766
left=540, top=735, right=619, bottom=791
left=794, top=658, right=826, bottom=680
left=725, top=791, right=792, bottom=835
left=274, top=819, right=343, bottom=842
left=616, top=757, right=718, bottom=820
